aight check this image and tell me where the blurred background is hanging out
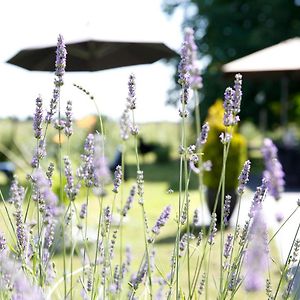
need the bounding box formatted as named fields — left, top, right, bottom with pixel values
left=1, top=0, right=300, bottom=187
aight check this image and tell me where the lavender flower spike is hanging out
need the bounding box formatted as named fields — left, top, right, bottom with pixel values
left=261, top=138, right=285, bottom=200
left=127, top=73, right=136, bottom=110
left=237, top=160, right=251, bottom=195
left=64, top=100, right=73, bottom=137
left=45, top=34, right=67, bottom=124
left=197, top=122, right=210, bottom=147
left=55, top=34, right=67, bottom=85
left=244, top=207, right=269, bottom=292
left=112, top=165, right=122, bottom=193
left=33, top=95, right=43, bottom=139
left=183, top=27, right=203, bottom=89
left=232, top=73, right=242, bottom=114
left=152, top=205, right=171, bottom=235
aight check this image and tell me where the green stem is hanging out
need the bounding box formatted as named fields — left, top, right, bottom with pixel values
left=268, top=206, right=299, bottom=244
left=274, top=221, right=300, bottom=299
left=91, top=196, right=104, bottom=300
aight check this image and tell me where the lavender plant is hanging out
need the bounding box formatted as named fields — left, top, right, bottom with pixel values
left=0, top=31, right=299, bottom=300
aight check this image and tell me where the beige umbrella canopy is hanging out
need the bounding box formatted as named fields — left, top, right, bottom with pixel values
left=222, top=38, right=300, bottom=126
left=222, top=38, right=300, bottom=77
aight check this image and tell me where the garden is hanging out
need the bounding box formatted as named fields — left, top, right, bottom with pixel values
left=0, top=19, right=300, bottom=300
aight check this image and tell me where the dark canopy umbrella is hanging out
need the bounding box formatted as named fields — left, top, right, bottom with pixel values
left=6, top=39, right=177, bottom=72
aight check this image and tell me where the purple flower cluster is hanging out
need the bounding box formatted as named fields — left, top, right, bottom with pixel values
left=223, top=233, right=233, bottom=259
left=122, top=185, right=136, bottom=217
left=46, top=162, right=55, bottom=187
left=223, top=74, right=242, bottom=127
left=181, top=27, right=202, bottom=90
left=127, top=73, right=136, bottom=110
left=237, top=160, right=251, bottom=195
left=93, top=134, right=111, bottom=196
left=208, top=213, right=217, bottom=245
left=64, top=100, right=73, bottom=137
left=31, top=140, right=47, bottom=168
left=248, top=178, right=268, bottom=219
left=120, top=108, right=130, bottom=141
left=244, top=207, right=269, bottom=292
left=77, top=134, right=96, bottom=187
left=46, top=34, right=67, bottom=124
left=64, top=156, right=80, bottom=201
left=112, top=165, right=122, bottom=194
left=152, top=205, right=171, bottom=235
left=223, top=195, right=231, bottom=226
left=196, top=122, right=210, bottom=147
left=31, top=170, right=59, bottom=249
left=55, top=34, right=67, bottom=85
left=261, top=138, right=285, bottom=200
left=0, top=232, right=6, bottom=252
left=33, top=95, right=43, bottom=139
left=9, top=177, right=27, bottom=251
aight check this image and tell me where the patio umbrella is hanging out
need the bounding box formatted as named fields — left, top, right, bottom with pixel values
left=6, top=39, right=177, bottom=72
left=222, top=38, right=300, bottom=77
left=222, top=37, right=300, bottom=127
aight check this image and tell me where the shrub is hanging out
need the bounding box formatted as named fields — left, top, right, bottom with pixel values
left=203, top=100, right=247, bottom=190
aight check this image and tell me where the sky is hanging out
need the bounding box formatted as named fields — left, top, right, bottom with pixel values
left=0, top=0, right=185, bottom=123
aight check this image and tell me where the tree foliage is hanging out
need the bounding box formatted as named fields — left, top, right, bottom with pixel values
left=164, top=0, right=300, bottom=127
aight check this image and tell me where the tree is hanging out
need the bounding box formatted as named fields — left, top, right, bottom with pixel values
left=163, top=0, right=300, bottom=127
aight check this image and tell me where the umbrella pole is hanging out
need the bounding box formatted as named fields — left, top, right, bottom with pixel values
left=280, top=76, right=289, bottom=128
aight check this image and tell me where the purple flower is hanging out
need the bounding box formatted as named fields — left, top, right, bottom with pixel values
left=0, top=232, right=7, bottom=252
left=193, top=208, right=200, bottom=226
left=79, top=203, right=87, bottom=219
left=182, top=27, right=203, bottom=90
left=12, top=273, right=44, bottom=300
left=189, top=153, right=200, bottom=174
left=208, top=213, right=217, bottom=245
left=46, top=162, right=55, bottom=187
left=112, top=165, right=122, bottom=194
left=137, top=170, right=144, bottom=203
left=9, top=176, right=25, bottom=205
left=179, top=233, right=194, bottom=257
left=233, top=73, right=242, bottom=114
left=122, top=185, right=136, bottom=217
left=33, top=95, right=43, bottom=139
left=178, top=41, right=191, bottom=88
left=261, top=138, right=285, bottom=200
left=223, top=74, right=242, bottom=127
left=152, top=205, right=171, bottom=235
left=93, top=134, right=111, bottom=196
left=248, top=178, right=268, bottom=219
left=237, top=160, right=251, bottom=195
left=32, top=169, right=58, bottom=210
left=127, top=73, right=136, bottom=110
left=223, top=233, right=233, bottom=259
left=120, top=108, right=130, bottom=141
left=31, top=139, right=47, bottom=168
left=219, top=132, right=232, bottom=144
left=223, top=195, right=231, bottom=226
left=64, top=100, right=73, bottom=137
left=244, top=207, right=269, bottom=292
left=64, top=156, right=80, bottom=201
left=55, top=34, right=67, bottom=84
left=9, top=177, right=27, bottom=250
left=197, top=122, right=210, bottom=147
left=45, top=35, right=66, bottom=124
left=77, top=134, right=96, bottom=187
